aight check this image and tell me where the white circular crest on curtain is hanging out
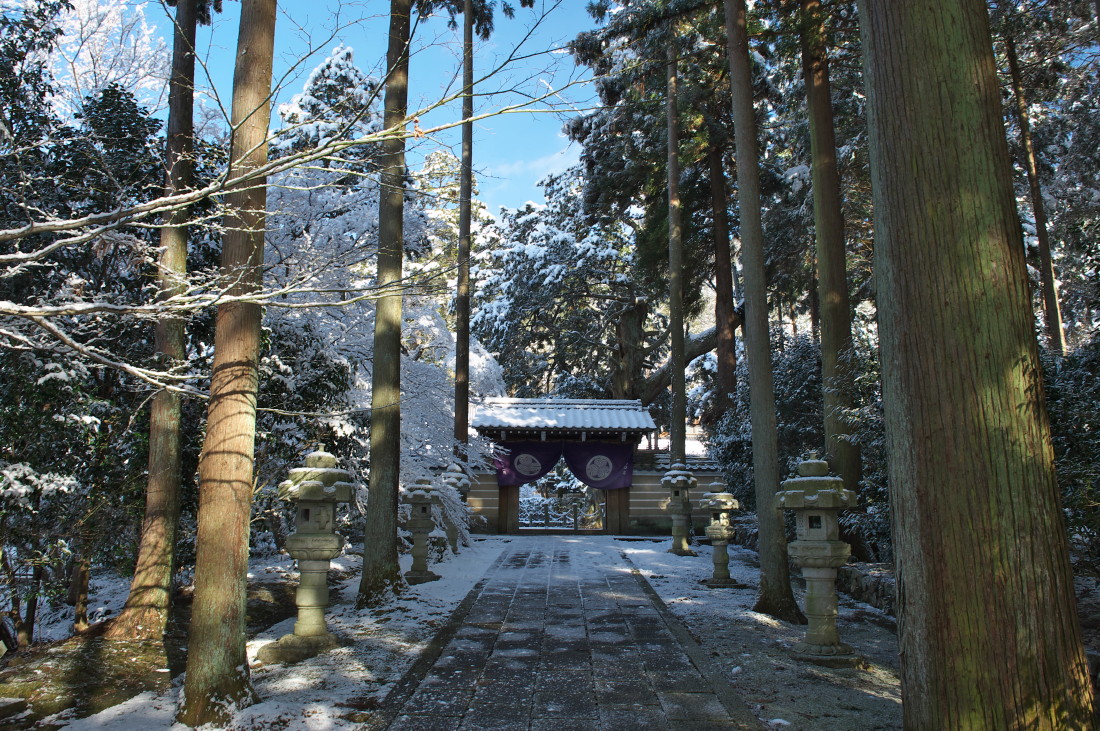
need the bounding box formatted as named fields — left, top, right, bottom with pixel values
left=514, top=453, right=542, bottom=476
left=585, top=455, right=613, bottom=481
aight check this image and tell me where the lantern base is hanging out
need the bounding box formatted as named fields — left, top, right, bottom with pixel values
left=405, top=569, right=442, bottom=585
left=256, top=631, right=341, bottom=665
left=791, top=641, right=864, bottom=668
left=666, top=547, right=698, bottom=557
left=702, top=577, right=749, bottom=589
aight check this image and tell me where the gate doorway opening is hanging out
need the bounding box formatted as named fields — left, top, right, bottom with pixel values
left=518, top=473, right=605, bottom=533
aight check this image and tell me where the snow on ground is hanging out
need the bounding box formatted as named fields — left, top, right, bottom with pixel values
left=32, top=570, right=136, bottom=645
left=616, top=537, right=902, bottom=730
left=50, top=534, right=901, bottom=730
left=56, top=537, right=511, bottom=730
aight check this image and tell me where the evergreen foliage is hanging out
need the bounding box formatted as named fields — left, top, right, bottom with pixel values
left=1044, top=336, right=1100, bottom=572
left=0, top=50, right=167, bottom=640
left=473, top=167, right=666, bottom=399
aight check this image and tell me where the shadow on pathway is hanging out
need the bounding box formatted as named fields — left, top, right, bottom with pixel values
left=375, top=536, right=763, bottom=730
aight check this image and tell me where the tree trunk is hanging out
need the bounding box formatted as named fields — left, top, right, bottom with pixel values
left=709, top=141, right=737, bottom=418
left=857, top=0, right=1094, bottom=726
left=798, top=0, right=861, bottom=493
left=107, top=0, right=196, bottom=643
left=640, top=325, right=739, bottom=406
left=666, top=47, right=687, bottom=465
left=1004, top=33, right=1067, bottom=356
left=2, top=548, right=35, bottom=648
left=453, top=0, right=473, bottom=460
left=358, top=0, right=412, bottom=607
left=176, top=0, right=275, bottom=723
left=18, top=565, right=43, bottom=647
left=68, top=557, right=90, bottom=633
left=612, top=293, right=647, bottom=400
left=724, top=0, right=804, bottom=624
left=0, top=613, right=16, bottom=653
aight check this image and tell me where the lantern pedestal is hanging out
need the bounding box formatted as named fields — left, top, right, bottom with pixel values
left=439, top=463, right=469, bottom=552
left=700, top=490, right=746, bottom=588
left=405, top=478, right=441, bottom=585
left=257, top=446, right=353, bottom=665
left=663, top=465, right=697, bottom=557
left=777, top=455, right=861, bottom=667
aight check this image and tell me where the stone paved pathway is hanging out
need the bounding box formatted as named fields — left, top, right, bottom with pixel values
left=385, top=536, right=761, bottom=730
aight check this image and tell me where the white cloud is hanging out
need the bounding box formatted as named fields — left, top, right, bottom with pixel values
left=488, top=142, right=580, bottom=181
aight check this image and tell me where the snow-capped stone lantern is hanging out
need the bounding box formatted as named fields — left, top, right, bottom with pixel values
left=777, top=453, right=859, bottom=664
left=257, top=445, right=353, bottom=665
left=405, top=477, right=441, bottom=584
left=663, top=463, right=697, bottom=556
left=439, top=462, right=468, bottom=550
left=442, top=461, right=470, bottom=498
left=700, top=486, right=743, bottom=588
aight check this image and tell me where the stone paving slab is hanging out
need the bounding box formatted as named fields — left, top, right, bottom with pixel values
left=383, top=536, right=762, bottom=730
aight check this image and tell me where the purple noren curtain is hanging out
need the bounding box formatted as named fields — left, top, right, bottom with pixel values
left=493, top=442, right=564, bottom=486
left=562, top=442, right=634, bottom=490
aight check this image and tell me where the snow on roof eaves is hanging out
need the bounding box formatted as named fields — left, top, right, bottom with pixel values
left=471, top=397, right=657, bottom=432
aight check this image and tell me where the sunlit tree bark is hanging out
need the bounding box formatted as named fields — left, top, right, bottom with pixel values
left=107, top=0, right=201, bottom=643
left=667, top=45, right=686, bottom=464
left=176, top=0, right=274, bottom=723
left=358, top=0, right=413, bottom=606
left=798, top=0, right=861, bottom=493
left=724, top=0, right=804, bottom=624
left=1003, top=32, right=1067, bottom=356
left=858, top=0, right=1094, bottom=725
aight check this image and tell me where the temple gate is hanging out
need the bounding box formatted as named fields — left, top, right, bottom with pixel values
left=468, top=398, right=724, bottom=535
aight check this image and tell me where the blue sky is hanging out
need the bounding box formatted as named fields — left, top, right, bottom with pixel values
left=165, top=0, right=600, bottom=215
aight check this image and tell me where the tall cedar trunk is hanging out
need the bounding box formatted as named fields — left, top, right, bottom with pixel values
left=176, top=0, right=274, bottom=723
left=106, top=0, right=197, bottom=642
left=453, top=0, right=473, bottom=458
left=69, top=556, right=90, bottom=633
left=709, top=142, right=737, bottom=417
left=11, top=564, right=44, bottom=647
left=358, top=0, right=412, bottom=606
left=613, top=294, right=647, bottom=399
left=724, top=0, right=804, bottom=624
left=798, top=0, right=861, bottom=492
left=857, top=0, right=1094, bottom=726
left=1004, top=33, right=1067, bottom=356
left=666, top=49, right=687, bottom=464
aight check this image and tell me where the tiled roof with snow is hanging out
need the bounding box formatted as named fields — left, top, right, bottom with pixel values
left=651, top=452, right=723, bottom=473
left=471, top=398, right=656, bottom=433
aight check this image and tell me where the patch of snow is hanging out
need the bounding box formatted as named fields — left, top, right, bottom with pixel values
left=58, top=538, right=510, bottom=729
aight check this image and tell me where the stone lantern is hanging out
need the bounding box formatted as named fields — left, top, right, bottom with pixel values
left=663, top=463, right=697, bottom=556
left=404, top=477, right=441, bottom=585
left=442, top=461, right=470, bottom=498
left=439, top=463, right=468, bottom=550
left=777, top=454, right=859, bottom=664
left=700, top=486, right=743, bottom=588
left=257, top=445, right=354, bottom=665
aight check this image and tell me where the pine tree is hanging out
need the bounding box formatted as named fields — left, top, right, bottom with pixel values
left=473, top=167, right=662, bottom=399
